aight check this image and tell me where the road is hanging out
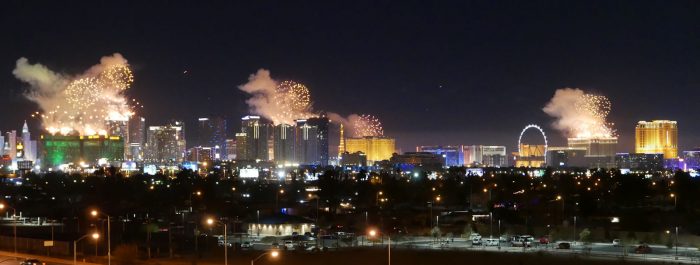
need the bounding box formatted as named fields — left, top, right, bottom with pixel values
left=0, top=251, right=100, bottom=265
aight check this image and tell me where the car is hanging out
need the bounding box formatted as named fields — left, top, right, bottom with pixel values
left=499, top=235, right=509, bottom=242
left=21, top=259, right=43, bottom=265
left=557, top=242, right=571, bottom=249
left=271, top=242, right=281, bottom=249
left=484, top=238, right=500, bottom=246
left=635, top=244, right=652, bottom=254
left=468, top=233, right=482, bottom=240
left=612, top=239, right=621, bottom=247
left=284, top=240, right=295, bottom=250
left=539, top=236, right=550, bottom=244
left=241, top=241, right=252, bottom=249
left=472, top=238, right=482, bottom=246
left=306, top=245, right=322, bottom=252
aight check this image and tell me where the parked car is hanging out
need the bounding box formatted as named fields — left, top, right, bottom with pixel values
left=484, top=238, right=500, bottom=246
left=511, top=236, right=533, bottom=247
left=612, top=239, right=621, bottom=247
left=306, top=245, right=321, bottom=253
left=20, top=259, right=43, bottom=265
left=284, top=240, right=295, bottom=250
left=557, top=242, right=571, bottom=249
left=635, top=244, right=652, bottom=254
left=472, top=238, right=482, bottom=246
left=271, top=242, right=281, bottom=249
left=241, top=241, right=252, bottom=249
left=468, top=233, right=482, bottom=240
left=539, top=236, right=550, bottom=244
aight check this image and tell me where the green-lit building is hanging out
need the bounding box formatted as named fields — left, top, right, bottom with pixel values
left=40, top=135, right=125, bottom=167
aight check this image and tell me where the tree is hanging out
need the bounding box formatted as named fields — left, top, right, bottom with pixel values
left=579, top=228, right=591, bottom=244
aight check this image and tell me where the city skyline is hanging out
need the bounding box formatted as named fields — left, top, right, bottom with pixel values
left=2, top=1, right=700, bottom=152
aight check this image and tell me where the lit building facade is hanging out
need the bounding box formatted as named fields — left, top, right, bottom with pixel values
left=41, top=135, right=124, bottom=167
left=567, top=137, right=617, bottom=168
left=273, top=124, right=295, bottom=164
left=391, top=152, right=445, bottom=171
left=197, top=117, right=227, bottom=160
left=635, top=120, right=678, bottom=159
left=545, top=147, right=588, bottom=168
left=240, top=116, right=270, bottom=161
left=515, top=144, right=545, bottom=167
left=615, top=153, right=664, bottom=171
left=127, top=116, right=146, bottom=161
left=145, top=123, right=185, bottom=165
left=345, top=136, right=395, bottom=163
left=416, top=145, right=463, bottom=167
left=463, top=145, right=507, bottom=167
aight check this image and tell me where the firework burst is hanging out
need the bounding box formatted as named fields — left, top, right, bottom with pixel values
left=543, top=88, right=616, bottom=139
left=352, top=114, right=384, bottom=137
left=14, top=53, right=135, bottom=136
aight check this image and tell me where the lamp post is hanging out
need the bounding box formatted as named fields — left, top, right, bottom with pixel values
left=489, top=212, right=493, bottom=238
left=74, top=232, right=100, bottom=265
left=0, top=203, right=17, bottom=254
left=675, top=226, right=679, bottom=260
left=90, top=210, right=111, bottom=265
left=207, top=218, right=228, bottom=265
left=368, top=229, right=390, bottom=265
left=671, top=193, right=677, bottom=210
left=251, top=250, right=279, bottom=265
left=276, top=189, right=285, bottom=213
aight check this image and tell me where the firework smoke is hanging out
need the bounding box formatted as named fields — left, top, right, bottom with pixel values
left=328, top=113, right=384, bottom=137
left=238, top=69, right=315, bottom=125
left=543, top=88, right=615, bottom=139
left=13, top=53, right=134, bottom=135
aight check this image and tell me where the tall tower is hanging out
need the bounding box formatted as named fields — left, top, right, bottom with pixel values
left=338, top=123, right=345, bottom=156
left=635, top=120, right=678, bottom=159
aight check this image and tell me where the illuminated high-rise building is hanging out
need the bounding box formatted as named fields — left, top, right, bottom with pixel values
left=197, top=117, right=227, bottom=160
left=235, top=133, right=248, bottom=160
left=240, top=115, right=270, bottom=161
left=345, top=136, right=395, bottom=163
left=294, top=117, right=329, bottom=166
left=635, top=120, right=678, bottom=159
left=273, top=124, right=295, bottom=164
left=5, top=130, right=16, bottom=160
left=307, top=117, right=329, bottom=166
left=145, top=123, right=185, bottom=165
left=127, top=116, right=146, bottom=161
left=106, top=120, right=129, bottom=160
left=567, top=137, right=618, bottom=168
left=225, top=138, right=236, bottom=160
left=338, top=123, right=346, bottom=156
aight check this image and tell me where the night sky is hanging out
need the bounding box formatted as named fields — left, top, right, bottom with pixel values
left=2, top=1, right=699, bottom=153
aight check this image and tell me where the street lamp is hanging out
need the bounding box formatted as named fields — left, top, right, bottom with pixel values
left=206, top=218, right=228, bottom=265
left=251, top=250, right=279, bottom=265
left=74, top=232, right=100, bottom=265
left=276, top=189, right=285, bottom=213
left=0, top=203, right=17, bottom=253
left=670, top=193, right=677, bottom=209
left=90, top=209, right=112, bottom=265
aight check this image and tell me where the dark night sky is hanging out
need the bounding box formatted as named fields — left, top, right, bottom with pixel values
left=1, top=1, right=699, bottom=153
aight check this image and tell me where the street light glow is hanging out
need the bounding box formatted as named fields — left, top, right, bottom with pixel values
left=270, top=250, right=279, bottom=257
left=368, top=229, right=377, bottom=237
left=92, top=232, right=100, bottom=239
left=206, top=218, right=214, bottom=225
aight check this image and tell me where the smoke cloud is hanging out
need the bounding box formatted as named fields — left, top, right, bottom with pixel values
left=13, top=53, right=134, bottom=135
left=238, top=69, right=315, bottom=125
left=542, top=88, right=615, bottom=139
